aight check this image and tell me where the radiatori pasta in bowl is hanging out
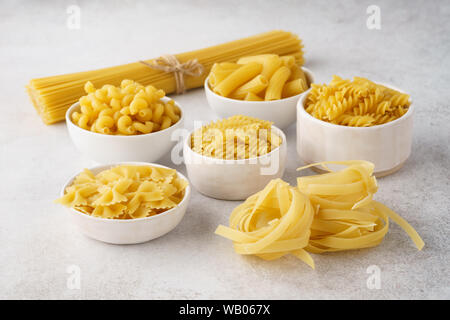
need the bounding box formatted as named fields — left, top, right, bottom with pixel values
left=55, top=162, right=191, bottom=244
left=183, top=115, right=287, bottom=200
left=297, top=76, right=414, bottom=177
left=66, top=81, right=184, bottom=163
left=204, top=54, right=314, bottom=129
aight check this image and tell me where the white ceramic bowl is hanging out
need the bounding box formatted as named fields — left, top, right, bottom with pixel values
left=183, top=126, right=287, bottom=200
left=59, top=162, right=191, bottom=244
left=297, top=83, right=414, bottom=177
left=205, top=67, right=315, bottom=129
left=66, top=97, right=184, bottom=164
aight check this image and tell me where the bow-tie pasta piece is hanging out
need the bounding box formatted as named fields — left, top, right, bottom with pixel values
left=55, top=165, right=188, bottom=220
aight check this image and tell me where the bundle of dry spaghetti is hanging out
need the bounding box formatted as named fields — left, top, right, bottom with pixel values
left=27, top=30, right=303, bottom=124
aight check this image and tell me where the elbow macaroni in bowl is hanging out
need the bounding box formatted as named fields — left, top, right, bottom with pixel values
left=71, top=80, right=181, bottom=135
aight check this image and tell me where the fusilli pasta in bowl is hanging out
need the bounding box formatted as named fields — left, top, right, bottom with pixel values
left=183, top=115, right=287, bottom=200
left=57, top=162, right=191, bottom=244
left=297, top=78, right=414, bottom=177
left=204, top=67, right=314, bottom=129
left=66, top=96, right=184, bottom=164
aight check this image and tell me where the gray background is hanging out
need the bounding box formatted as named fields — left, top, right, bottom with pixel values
left=0, top=0, right=449, bottom=299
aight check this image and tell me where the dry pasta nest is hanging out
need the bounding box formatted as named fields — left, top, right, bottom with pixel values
left=215, top=160, right=424, bottom=269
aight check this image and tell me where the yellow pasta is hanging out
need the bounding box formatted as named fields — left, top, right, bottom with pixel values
left=215, top=179, right=315, bottom=268
left=297, top=161, right=424, bottom=253
left=132, top=121, right=154, bottom=134
left=28, top=30, right=304, bottom=124
left=280, top=55, right=295, bottom=67
left=190, top=115, right=282, bottom=160
left=215, top=160, right=424, bottom=268
left=230, top=75, right=268, bottom=99
left=305, top=76, right=411, bottom=126
left=236, top=54, right=278, bottom=64
left=244, top=92, right=264, bottom=101
left=282, top=78, right=307, bottom=98
left=71, top=80, right=180, bottom=135
left=261, top=55, right=282, bottom=80
left=55, top=165, right=188, bottom=219
left=208, top=63, right=241, bottom=87
left=264, top=66, right=291, bottom=101
left=214, top=62, right=263, bottom=97
left=208, top=53, right=309, bottom=101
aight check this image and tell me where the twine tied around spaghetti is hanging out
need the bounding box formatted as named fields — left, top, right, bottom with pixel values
left=139, top=55, right=204, bottom=94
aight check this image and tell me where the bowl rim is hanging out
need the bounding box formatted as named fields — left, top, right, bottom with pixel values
left=60, top=162, right=191, bottom=223
left=183, top=124, right=287, bottom=164
left=297, top=81, right=414, bottom=131
left=204, top=66, right=315, bottom=104
left=66, top=96, right=185, bottom=138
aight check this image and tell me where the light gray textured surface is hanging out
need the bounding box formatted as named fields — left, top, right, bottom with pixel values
left=0, top=0, right=449, bottom=299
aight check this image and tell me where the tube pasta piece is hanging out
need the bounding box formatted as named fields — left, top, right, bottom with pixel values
left=55, top=165, right=188, bottom=220
left=208, top=54, right=309, bottom=101
left=261, top=55, right=282, bottom=80
left=230, top=75, right=268, bottom=99
left=133, top=121, right=154, bottom=134
left=217, top=62, right=241, bottom=69
left=289, top=65, right=308, bottom=85
left=208, top=63, right=241, bottom=87
left=215, top=179, right=315, bottom=268
left=190, top=115, right=281, bottom=160
left=282, top=78, right=308, bottom=98
left=237, top=54, right=278, bottom=64
left=160, top=116, right=172, bottom=130
left=213, top=62, right=263, bottom=97
left=265, top=66, right=291, bottom=101
left=71, top=80, right=180, bottom=135
left=117, top=115, right=135, bottom=135
left=280, top=55, right=295, bottom=68
left=244, top=92, right=264, bottom=101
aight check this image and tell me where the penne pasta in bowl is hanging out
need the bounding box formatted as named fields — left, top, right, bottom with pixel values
left=204, top=55, right=314, bottom=129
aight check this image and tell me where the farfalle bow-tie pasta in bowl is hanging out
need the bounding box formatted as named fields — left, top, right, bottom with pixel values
left=297, top=76, right=414, bottom=177
left=66, top=80, right=184, bottom=163
left=183, top=115, right=287, bottom=200
left=55, top=163, right=190, bottom=244
left=205, top=54, right=314, bottom=129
